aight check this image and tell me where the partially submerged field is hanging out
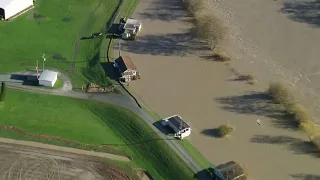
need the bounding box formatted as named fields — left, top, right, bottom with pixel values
left=0, top=0, right=120, bottom=87
left=0, top=89, right=194, bottom=179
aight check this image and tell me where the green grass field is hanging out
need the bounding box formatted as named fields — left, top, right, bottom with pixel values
left=53, top=77, right=63, bottom=89
left=0, top=0, right=121, bottom=88
left=0, top=89, right=194, bottom=179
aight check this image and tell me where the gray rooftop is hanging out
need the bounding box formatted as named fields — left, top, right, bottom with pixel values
left=216, top=161, right=246, bottom=180
left=167, top=115, right=190, bottom=130
left=38, top=70, right=58, bottom=82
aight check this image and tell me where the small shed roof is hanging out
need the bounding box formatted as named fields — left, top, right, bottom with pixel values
left=216, top=161, right=246, bottom=180
left=115, top=56, right=137, bottom=73
left=38, top=70, right=58, bottom=82
left=167, top=115, right=190, bottom=130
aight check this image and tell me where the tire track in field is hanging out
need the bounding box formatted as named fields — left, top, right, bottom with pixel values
left=70, top=0, right=104, bottom=73
left=103, top=0, right=125, bottom=62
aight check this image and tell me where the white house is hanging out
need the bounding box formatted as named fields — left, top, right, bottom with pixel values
left=38, top=70, right=58, bottom=87
left=161, top=115, right=191, bottom=139
left=0, top=0, right=34, bottom=20
left=114, top=56, right=140, bottom=82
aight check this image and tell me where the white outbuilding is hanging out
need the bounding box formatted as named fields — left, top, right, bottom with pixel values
left=0, top=0, right=34, bottom=20
left=38, top=70, right=58, bottom=87
left=161, top=115, right=191, bottom=139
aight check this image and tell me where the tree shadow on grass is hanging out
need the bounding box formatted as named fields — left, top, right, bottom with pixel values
left=137, top=0, right=192, bottom=22
left=251, top=135, right=320, bottom=158
left=108, top=23, right=122, bottom=34
left=80, top=36, right=94, bottom=40
left=61, top=16, right=73, bottom=22
left=100, top=132, right=177, bottom=147
left=121, top=31, right=208, bottom=56
left=215, top=92, right=300, bottom=130
left=291, top=173, right=320, bottom=180
left=280, top=0, right=320, bottom=27
left=201, top=128, right=222, bottom=138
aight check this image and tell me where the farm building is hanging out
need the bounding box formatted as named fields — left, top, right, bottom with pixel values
left=161, top=115, right=191, bottom=139
left=120, top=18, right=142, bottom=40
left=114, top=56, right=140, bottom=83
left=38, top=70, right=58, bottom=87
left=208, top=161, right=247, bottom=180
left=0, top=0, right=34, bottom=20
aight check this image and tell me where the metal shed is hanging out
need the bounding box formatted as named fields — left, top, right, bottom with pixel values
left=0, top=0, right=34, bottom=20
left=38, top=70, right=58, bottom=87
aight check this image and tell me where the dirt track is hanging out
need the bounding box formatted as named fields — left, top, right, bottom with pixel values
left=0, top=138, right=133, bottom=180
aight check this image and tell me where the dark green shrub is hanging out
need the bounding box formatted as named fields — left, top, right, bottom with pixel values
left=218, top=124, right=234, bottom=137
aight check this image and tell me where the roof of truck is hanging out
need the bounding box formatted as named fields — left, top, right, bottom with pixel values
left=124, top=18, right=141, bottom=30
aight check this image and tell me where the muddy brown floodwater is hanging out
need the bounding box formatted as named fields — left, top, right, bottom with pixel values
left=119, top=0, right=320, bottom=179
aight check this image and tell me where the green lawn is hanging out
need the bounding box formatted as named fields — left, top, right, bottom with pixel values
left=0, top=89, right=194, bottom=179
left=0, top=0, right=120, bottom=88
left=0, top=90, right=122, bottom=146
left=53, top=77, right=63, bottom=89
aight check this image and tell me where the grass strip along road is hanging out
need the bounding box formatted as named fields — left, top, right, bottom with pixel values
left=0, top=89, right=194, bottom=179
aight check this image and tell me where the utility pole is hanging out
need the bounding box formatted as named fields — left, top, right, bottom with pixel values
left=180, top=118, right=183, bottom=140
left=36, top=60, right=39, bottom=78
left=42, top=53, right=46, bottom=72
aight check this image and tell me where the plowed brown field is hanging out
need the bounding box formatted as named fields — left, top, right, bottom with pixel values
left=0, top=139, right=133, bottom=180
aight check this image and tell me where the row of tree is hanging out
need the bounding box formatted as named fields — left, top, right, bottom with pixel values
left=0, top=82, right=6, bottom=102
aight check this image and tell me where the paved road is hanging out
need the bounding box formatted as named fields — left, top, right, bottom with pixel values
left=0, top=72, right=209, bottom=179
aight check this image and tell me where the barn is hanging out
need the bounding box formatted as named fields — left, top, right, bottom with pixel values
left=38, top=70, right=58, bottom=87
left=208, top=161, right=247, bottom=180
left=0, top=0, right=34, bottom=20
left=114, top=56, right=140, bottom=82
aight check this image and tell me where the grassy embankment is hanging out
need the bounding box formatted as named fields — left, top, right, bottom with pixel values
left=0, top=0, right=120, bottom=88
left=0, top=89, right=194, bottom=179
